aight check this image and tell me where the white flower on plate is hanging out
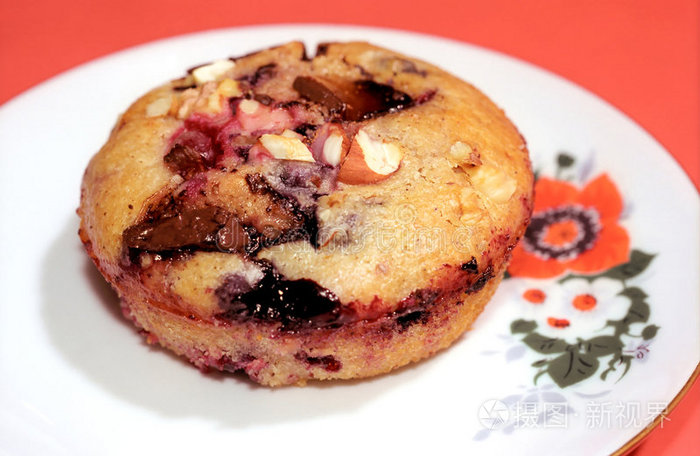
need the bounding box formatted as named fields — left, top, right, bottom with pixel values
left=513, top=277, right=629, bottom=340
left=558, top=277, right=629, bottom=332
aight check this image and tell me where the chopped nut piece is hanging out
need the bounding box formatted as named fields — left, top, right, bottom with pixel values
left=176, top=88, right=199, bottom=119
left=176, top=83, right=216, bottom=118
left=175, top=78, right=242, bottom=118
left=239, top=99, right=261, bottom=115
left=192, top=59, right=236, bottom=84
left=281, top=129, right=304, bottom=140
left=322, top=131, right=346, bottom=166
left=310, top=123, right=349, bottom=166
left=145, top=95, right=174, bottom=118
left=337, top=129, right=403, bottom=185
left=217, top=78, right=241, bottom=97
left=467, top=164, right=517, bottom=204
left=207, top=78, right=242, bottom=112
left=259, top=134, right=315, bottom=162
left=448, top=141, right=482, bottom=168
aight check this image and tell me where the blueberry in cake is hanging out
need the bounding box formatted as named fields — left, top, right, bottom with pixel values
left=78, top=41, right=533, bottom=386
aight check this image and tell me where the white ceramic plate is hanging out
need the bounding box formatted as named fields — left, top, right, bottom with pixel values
left=0, top=25, right=697, bottom=456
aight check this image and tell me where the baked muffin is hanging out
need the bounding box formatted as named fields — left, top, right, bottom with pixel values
left=78, top=41, right=533, bottom=386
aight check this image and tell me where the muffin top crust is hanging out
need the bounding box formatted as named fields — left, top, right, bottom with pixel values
left=79, top=41, right=533, bottom=329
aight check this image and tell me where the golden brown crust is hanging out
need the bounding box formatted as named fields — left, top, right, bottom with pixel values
left=79, top=41, right=533, bottom=386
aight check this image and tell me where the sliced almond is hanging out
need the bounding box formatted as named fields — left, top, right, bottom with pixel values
left=176, top=88, right=199, bottom=119
left=176, top=82, right=216, bottom=118
left=259, top=133, right=315, bottom=162
left=192, top=59, right=236, bottom=84
left=239, top=98, right=261, bottom=115
left=309, top=123, right=349, bottom=166
left=337, top=129, right=403, bottom=185
left=448, top=141, right=482, bottom=168
left=281, top=128, right=304, bottom=140
left=174, top=78, right=241, bottom=118
left=217, top=78, right=242, bottom=97
left=207, top=78, right=242, bottom=112
left=467, top=164, right=517, bottom=204
left=145, top=95, right=174, bottom=118
left=321, top=127, right=348, bottom=167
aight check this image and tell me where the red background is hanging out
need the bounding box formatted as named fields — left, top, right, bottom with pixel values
left=1, top=1, right=697, bottom=453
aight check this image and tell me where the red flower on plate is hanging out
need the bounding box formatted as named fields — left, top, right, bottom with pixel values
left=508, top=174, right=630, bottom=278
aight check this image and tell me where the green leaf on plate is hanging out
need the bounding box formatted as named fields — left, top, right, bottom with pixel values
left=511, top=319, right=537, bottom=334
left=582, top=335, right=623, bottom=357
left=618, top=287, right=648, bottom=301
left=558, top=250, right=656, bottom=285
left=548, top=351, right=600, bottom=388
left=532, top=359, right=548, bottom=368
left=600, top=356, right=619, bottom=381
left=642, top=324, right=660, bottom=340
left=605, top=319, right=629, bottom=337
left=557, top=273, right=588, bottom=284
left=557, top=152, right=575, bottom=168
left=523, top=332, right=568, bottom=354
left=603, top=250, right=656, bottom=282
left=534, top=369, right=548, bottom=385
left=616, top=355, right=634, bottom=381
left=623, top=299, right=650, bottom=325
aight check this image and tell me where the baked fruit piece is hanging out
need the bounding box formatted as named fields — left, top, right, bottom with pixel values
left=79, top=41, right=533, bottom=386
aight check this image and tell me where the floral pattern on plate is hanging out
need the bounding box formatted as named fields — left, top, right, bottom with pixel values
left=504, top=153, right=659, bottom=389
